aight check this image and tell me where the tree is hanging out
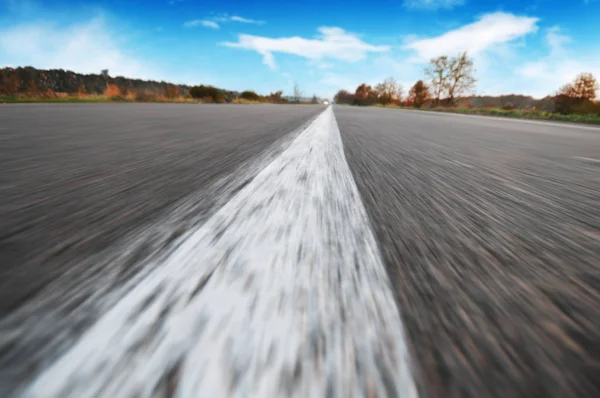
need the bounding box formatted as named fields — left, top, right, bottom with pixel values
left=104, top=84, right=121, bottom=98
left=240, top=90, right=260, bottom=101
left=425, top=55, right=450, bottom=105
left=367, top=88, right=379, bottom=102
left=334, top=89, right=355, bottom=104
left=311, top=94, right=319, bottom=104
left=395, top=83, right=404, bottom=103
left=425, top=53, right=476, bottom=105
left=554, top=73, right=599, bottom=114
left=268, top=90, right=284, bottom=103
left=101, top=69, right=109, bottom=78
left=446, top=52, right=476, bottom=104
left=559, top=73, right=598, bottom=101
left=165, top=86, right=179, bottom=99
left=0, top=69, right=20, bottom=95
left=25, top=79, right=39, bottom=95
left=374, top=77, right=402, bottom=104
left=408, top=80, right=430, bottom=108
left=190, top=85, right=224, bottom=102
left=355, top=83, right=372, bottom=100
left=354, top=83, right=376, bottom=105
left=293, top=83, right=302, bottom=103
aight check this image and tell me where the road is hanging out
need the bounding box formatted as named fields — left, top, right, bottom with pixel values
left=1, top=104, right=599, bottom=398
left=336, top=107, right=600, bottom=398
left=0, top=104, right=324, bottom=396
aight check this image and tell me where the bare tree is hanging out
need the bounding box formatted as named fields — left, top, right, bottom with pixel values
left=311, top=94, right=318, bottom=104
left=375, top=77, right=402, bottom=104
left=394, top=82, right=404, bottom=103
left=425, top=53, right=476, bottom=105
left=293, top=82, right=302, bottom=103
left=268, top=90, right=284, bottom=103
left=424, top=55, right=450, bottom=105
left=374, top=82, right=386, bottom=102
left=101, top=69, right=109, bottom=78
left=447, top=52, right=476, bottom=104
left=408, top=80, right=431, bottom=108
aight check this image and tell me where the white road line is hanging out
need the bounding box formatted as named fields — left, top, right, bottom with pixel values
left=25, top=107, right=417, bottom=398
left=573, top=156, right=600, bottom=163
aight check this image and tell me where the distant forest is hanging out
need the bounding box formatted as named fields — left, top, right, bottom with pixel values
left=0, top=66, right=199, bottom=97
left=0, top=67, right=317, bottom=104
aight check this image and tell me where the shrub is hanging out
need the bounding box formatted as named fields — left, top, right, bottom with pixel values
left=104, top=84, right=121, bottom=98
left=165, top=86, right=179, bottom=99
left=571, top=100, right=600, bottom=116
left=190, top=85, right=223, bottom=102
left=334, top=89, right=355, bottom=105
left=134, top=92, right=158, bottom=102
left=240, top=90, right=260, bottom=101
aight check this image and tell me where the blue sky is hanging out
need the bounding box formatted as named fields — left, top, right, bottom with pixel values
left=1, top=0, right=599, bottom=98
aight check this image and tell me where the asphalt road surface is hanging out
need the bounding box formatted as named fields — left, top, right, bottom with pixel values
left=336, top=107, right=600, bottom=398
left=1, top=104, right=599, bottom=398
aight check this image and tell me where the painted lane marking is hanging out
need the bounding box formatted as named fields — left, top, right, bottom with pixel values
left=573, top=156, right=600, bottom=163
left=26, top=107, right=417, bottom=398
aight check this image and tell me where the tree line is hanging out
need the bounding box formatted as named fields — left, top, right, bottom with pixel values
left=0, top=66, right=190, bottom=99
left=334, top=52, right=599, bottom=115
left=188, top=85, right=321, bottom=104
left=0, top=67, right=322, bottom=105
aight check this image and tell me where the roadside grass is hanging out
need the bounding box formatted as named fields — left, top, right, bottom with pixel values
left=0, top=95, right=319, bottom=105
left=0, top=95, right=110, bottom=103
left=231, top=98, right=263, bottom=104
left=0, top=94, right=199, bottom=104
left=372, top=104, right=600, bottom=125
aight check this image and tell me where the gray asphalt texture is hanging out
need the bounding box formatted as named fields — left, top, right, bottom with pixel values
left=335, top=106, right=600, bottom=398
left=1, top=103, right=599, bottom=397
left=0, top=103, right=322, bottom=395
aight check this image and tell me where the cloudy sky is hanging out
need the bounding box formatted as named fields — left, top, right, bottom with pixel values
left=1, top=0, right=599, bottom=98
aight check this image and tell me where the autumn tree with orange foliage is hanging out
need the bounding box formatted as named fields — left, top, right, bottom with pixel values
left=0, top=69, right=20, bottom=95
left=408, top=80, right=431, bottom=108
left=355, top=83, right=372, bottom=100
left=165, top=86, right=179, bottom=99
left=554, top=73, right=599, bottom=114
left=559, top=73, right=599, bottom=101
left=104, top=84, right=121, bottom=98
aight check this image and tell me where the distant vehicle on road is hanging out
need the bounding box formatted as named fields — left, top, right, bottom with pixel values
left=322, top=100, right=329, bottom=105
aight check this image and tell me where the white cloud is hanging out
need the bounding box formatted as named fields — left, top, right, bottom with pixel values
left=230, top=15, right=264, bottom=25
left=405, top=12, right=538, bottom=59
left=516, top=59, right=600, bottom=98
left=515, top=28, right=600, bottom=97
left=0, top=18, right=161, bottom=80
left=206, top=13, right=264, bottom=25
left=403, top=0, right=465, bottom=10
left=545, top=26, right=570, bottom=55
left=184, top=19, right=219, bottom=29
left=221, top=27, right=389, bottom=69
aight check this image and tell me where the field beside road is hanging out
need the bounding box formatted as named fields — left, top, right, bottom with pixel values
left=369, top=104, right=600, bottom=125
left=0, top=95, right=200, bottom=104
